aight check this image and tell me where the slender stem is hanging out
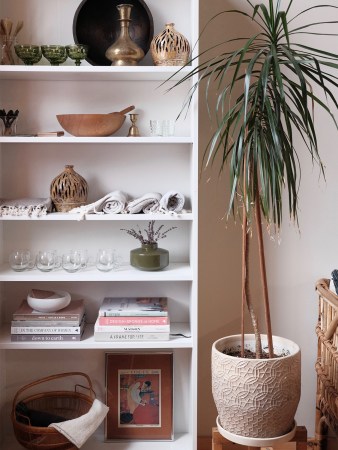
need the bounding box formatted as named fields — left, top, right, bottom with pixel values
left=241, top=206, right=247, bottom=358
left=255, top=194, right=274, bottom=357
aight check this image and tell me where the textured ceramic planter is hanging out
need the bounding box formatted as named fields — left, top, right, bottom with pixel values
left=212, top=334, right=301, bottom=442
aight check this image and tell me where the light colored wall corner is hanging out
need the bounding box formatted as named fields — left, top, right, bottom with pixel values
left=197, top=0, right=338, bottom=439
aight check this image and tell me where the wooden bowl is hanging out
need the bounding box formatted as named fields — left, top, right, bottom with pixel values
left=56, top=105, right=135, bottom=137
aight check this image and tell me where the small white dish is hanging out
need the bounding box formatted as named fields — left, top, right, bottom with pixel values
left=27, top=290, right=71, bottom=313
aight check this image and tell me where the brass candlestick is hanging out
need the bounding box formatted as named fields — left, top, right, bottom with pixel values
left=127, top=113, right=140, bottom=137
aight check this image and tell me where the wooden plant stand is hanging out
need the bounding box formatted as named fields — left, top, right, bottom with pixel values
left=212, top=426, right=307, bottom=450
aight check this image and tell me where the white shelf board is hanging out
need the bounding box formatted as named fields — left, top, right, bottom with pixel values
left=0, top=65, right=191, bottom=82
left=0, top=263, right=193, bottom=281
left=0, top=323, right=192, bottom=350
left=2, top=432, right=192, bottom=450
left=0, top=212, right=193, bottom=221
left=0, top=136, right=193, bottom=144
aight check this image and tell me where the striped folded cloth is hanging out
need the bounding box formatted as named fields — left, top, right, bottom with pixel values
left=0, top=197, right=52, bottom=217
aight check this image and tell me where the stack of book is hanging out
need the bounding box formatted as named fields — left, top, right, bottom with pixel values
left=94, top=297, right=170, bottom=341
left=11, top=299, right=86, bottom=342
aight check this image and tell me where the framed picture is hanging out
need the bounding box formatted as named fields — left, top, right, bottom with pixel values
left=105, top=352, right=173, bottom=441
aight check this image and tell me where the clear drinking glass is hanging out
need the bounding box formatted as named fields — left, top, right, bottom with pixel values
left=9, top=250, right=34, bottom=271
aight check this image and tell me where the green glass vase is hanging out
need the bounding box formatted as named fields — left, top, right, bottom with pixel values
left=130, top=243, right=169, bottom=271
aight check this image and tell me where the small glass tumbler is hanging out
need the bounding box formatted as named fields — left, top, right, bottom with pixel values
left=162, top=120, right=175, bottom=137
left=96, top=248, right=119, bottom=272
left=150, top=120, right=163, bottom=136
left=36, top=250, right=61, bottom=272
left=9, top=250, right=35, bottom=271
left=62, top=251, right=82, bottom=273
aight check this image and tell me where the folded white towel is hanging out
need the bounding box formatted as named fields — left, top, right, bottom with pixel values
left=0, top=197, right=52, bottom=217
left=69, top=191, right=128, bottom=219
left=160, top=191, right=185, bottom=213
left=126, top=192, right=162, bottom=214
left=49, top=398, right=109, bottom=448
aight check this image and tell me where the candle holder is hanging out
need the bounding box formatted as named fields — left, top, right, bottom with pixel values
left=127, top=113, right=140, bottom=137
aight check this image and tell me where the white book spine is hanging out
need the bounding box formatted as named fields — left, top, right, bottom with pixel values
left=11, top=324, right=84, bottom=334
left=94, top=323, right=170, bottom=333
left=94, top=332, right=170, bottom=341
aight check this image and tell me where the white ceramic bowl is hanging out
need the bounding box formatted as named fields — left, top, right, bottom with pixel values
left=27, top=290, right=71, bottom=312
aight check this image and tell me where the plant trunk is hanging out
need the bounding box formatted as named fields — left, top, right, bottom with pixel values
left=242, top=203, right=262, bottom=358
left=255, top=197, right=274, bottom=357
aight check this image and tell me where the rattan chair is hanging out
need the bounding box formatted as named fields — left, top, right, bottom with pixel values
left=315, top=279, right=338, bottom=450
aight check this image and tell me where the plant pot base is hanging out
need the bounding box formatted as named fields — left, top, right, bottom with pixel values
left=216, top=416, right=297, bottom=447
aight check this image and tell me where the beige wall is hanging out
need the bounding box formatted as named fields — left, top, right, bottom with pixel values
left=198, top=0, right=338, bottom=438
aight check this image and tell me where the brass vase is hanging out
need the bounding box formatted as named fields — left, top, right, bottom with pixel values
left=105, top=4, right=144, bottom=66
left=50, top=165, right=88, bottom=212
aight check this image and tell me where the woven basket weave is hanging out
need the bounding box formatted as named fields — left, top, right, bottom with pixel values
left=315, top=279, right=338, bottom=446
left=11, top=372, right=95, bottom=450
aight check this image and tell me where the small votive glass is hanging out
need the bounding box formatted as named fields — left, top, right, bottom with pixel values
left=66, top=44, right=88, bottom=66
left=150, top=120, right=163, bottom=136
left=62, top=251, right=82, bottom=273
left=36, top=250, right=61, bottom=272
left=9, top=250, right=35, bottom=271
left=41, top=45, right=67, bottom=66
left=96, top=248, right=119, bottom=272
left=162, top=119, right=175, bottom=137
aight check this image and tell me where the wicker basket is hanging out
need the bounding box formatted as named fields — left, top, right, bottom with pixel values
left=11, top=372, right=95, bottom=450
left=315, top=279, right=338, bottom=449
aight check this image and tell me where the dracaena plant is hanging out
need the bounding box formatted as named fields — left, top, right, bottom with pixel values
left=171, top=0, right=338, bottom=358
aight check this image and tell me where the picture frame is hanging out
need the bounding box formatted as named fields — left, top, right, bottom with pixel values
left=105, top=352, right=173, bottom=441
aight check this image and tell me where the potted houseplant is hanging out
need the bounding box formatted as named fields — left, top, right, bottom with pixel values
left=170, top=0, right=338, bottom=446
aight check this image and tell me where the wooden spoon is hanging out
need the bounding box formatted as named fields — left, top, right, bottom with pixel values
left=114, top=105, right=135, bottom=116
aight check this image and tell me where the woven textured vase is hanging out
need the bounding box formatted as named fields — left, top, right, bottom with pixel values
left=150, top=23, right=190, bottom=66
left=212, top=334, right=301, bottom=442
left=50, top=165, right=88, bottom=212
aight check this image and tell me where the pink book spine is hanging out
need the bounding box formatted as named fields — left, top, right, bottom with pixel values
left=97, top=316, right=169, bottom=325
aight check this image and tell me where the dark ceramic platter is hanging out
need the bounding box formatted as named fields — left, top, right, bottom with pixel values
left=73, top=0, right=154, bottom=66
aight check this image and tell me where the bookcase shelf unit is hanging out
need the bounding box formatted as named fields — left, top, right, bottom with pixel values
left=0, top=0, right=199, bottom=449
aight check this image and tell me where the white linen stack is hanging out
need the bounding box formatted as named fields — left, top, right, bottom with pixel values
left=69, top=190, right=128, bottom=219
left=160, top=191, right=185, bottom=213
left=126, top=192, right=162, bottom=214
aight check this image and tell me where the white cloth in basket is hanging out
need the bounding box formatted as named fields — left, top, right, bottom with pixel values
left=49, top=398, right=109, bottom=448
left=126, top=192, right=162, bottom=214
left=69, top=190, right=128, bottom=219
left=160, top=191, right=185, bottom=213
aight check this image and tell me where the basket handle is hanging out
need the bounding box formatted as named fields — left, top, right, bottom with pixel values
left=12, top=372, right=94, bottom=412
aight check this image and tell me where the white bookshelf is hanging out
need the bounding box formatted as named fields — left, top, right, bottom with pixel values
left=0, top=1, right=198, bottom=449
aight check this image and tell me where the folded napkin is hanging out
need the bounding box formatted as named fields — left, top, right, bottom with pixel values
left=0, top=197, right=52, bottom=217
left=126, top=192, right=162, bottom=214
left=49, top=399, right=109, bottom=448
left=160, top=191, right=185, bottom=213
left=69, top=191, right=128, bottom=219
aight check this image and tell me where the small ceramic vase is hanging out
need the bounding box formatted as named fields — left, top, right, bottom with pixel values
left=150, top=23, right=190, bottom=66
left=130, top=243, right=169, bottom=271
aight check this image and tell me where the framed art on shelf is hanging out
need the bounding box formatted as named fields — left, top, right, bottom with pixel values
left=105, top=352, right=173, bottom=441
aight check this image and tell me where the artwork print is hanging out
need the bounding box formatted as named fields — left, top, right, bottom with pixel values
left=118, top=369, right=161, bottom=427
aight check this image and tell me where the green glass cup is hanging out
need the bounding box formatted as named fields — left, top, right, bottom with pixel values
left=66, top=44, right=88, bottom=66
left=41, top=45, right=67, bottom=66
left=14, top=45, right=42, bottom=65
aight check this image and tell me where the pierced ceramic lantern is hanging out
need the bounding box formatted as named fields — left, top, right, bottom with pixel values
left=50, top=165, right=88, bottom=212
left=150, top=23, right=190, bottom=66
